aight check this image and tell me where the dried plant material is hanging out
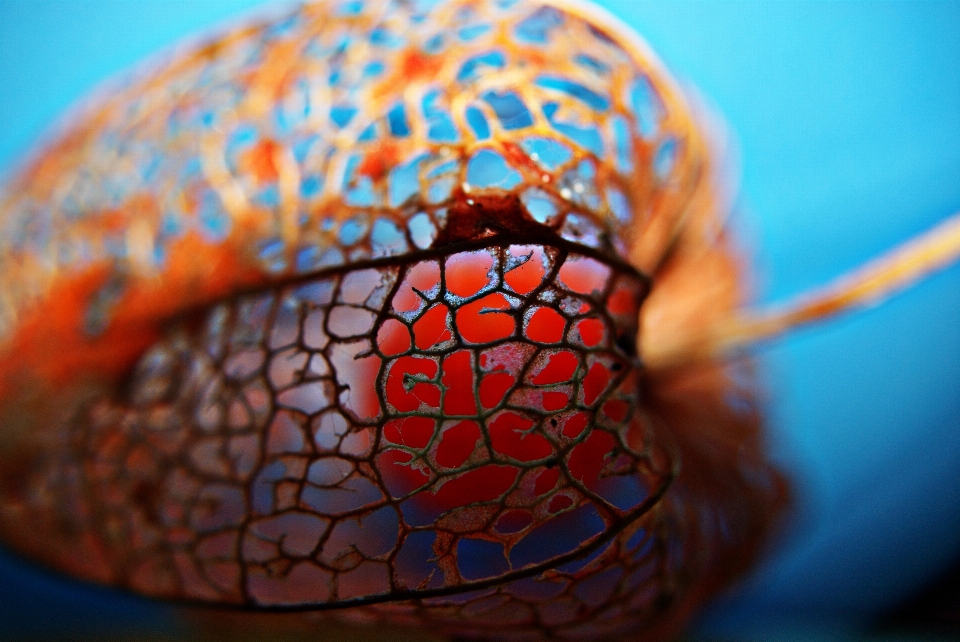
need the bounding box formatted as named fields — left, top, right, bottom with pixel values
left=20, top=0, right=960, bottom=640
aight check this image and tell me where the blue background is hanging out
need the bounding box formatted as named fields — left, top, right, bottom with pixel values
left=1, top=1, right=959, bottom=639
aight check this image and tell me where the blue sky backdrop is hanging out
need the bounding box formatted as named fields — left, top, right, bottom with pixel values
left=1, top=1, right=958, bottom=639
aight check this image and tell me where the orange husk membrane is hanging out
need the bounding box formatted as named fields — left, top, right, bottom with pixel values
left=0, top=241, right=676, bottom=622
left=0, top=231, right=786, bottom=642
left=0, top=0, right=789, bottom=640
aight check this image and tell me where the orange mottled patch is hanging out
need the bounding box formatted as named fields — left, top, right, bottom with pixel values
left=0, top=263, right=132, bottom=399
left=121, top=230, right=269, bottom=320
left=370, top=47, right=445, bottom=104
left=357, top=142, right=403, bottom=183
left=400, top=48, right=444, bottom=82
left=0, top=230, right=270, bottom=404
left=516, top=46, right=548, bottom=69
left=242, top=139, right=282, bottom=184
